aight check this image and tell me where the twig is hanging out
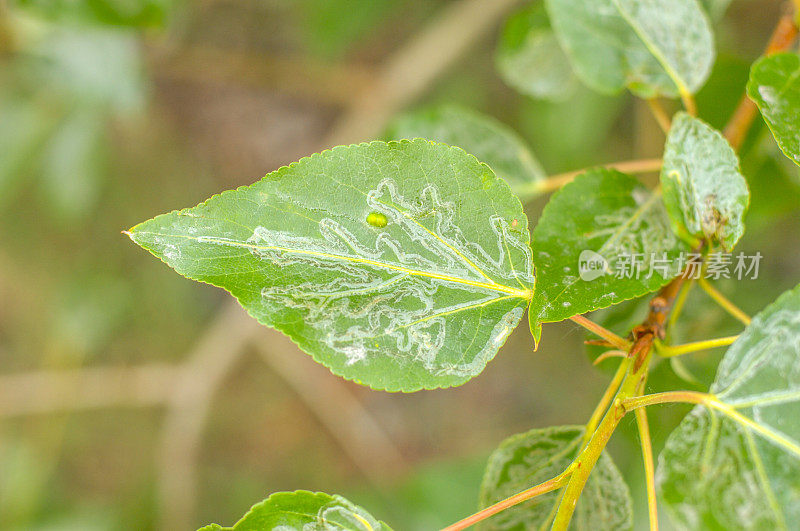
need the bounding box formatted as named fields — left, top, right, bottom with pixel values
left=646, top=98, right=672, bottom=133
left=521, top=158, right=663, bottom=197
left=253, top=333, right=406, bottom=486
left=697, top=277, right=751, bottom=325
left=592, top=350, right=627, bottom=365
left=723, top=13, right=798, bottom=149
left=156, top=303, right=258, bottom=531
left=551, top=272, right=688, bottom=529
left=570, top=315, right=631, bottom=351
left=634, top=378, right=658, bottom=531
left=440, top=468, right=572, bottom=531
left=582, top=357, right=632, bottom=447
left=0, top=364, right=179, bottom=417
left=153, top=47, right=375, bottom=106
left=656, top=335, right=739, bottom=357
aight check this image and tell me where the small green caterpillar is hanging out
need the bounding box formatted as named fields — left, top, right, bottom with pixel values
left=366, top=211, right=388, bottom=228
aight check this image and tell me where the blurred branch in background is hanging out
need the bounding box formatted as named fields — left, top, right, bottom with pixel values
left=254, top=331, right=406, bottom=485
left=154, top=47, right=375, bottom=106
left=0, top=0, right=521, bottom=528
left=155, top=0, right=519, bottom=525
left=0, top=364, right=178, bottom=417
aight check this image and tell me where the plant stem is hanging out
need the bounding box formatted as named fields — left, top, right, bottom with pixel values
left=520, top=158, right=663, bottom=198
left=723, top=13, right=798, bottom=149
left=666, top=278, right=693, bottom=334
left=680, top=89, right=697, bottom=116
left=592, top=350, right=627, bottom=365
left=646, top=98, right=672, bottom=133
left=570, top=315, right=632, bottom=351
left=636, top=406, right=658, bottom=530
left=440, top=469, right=572, bottom=531
left=582, top=357, right=632, bottom=447
left=621, top=390, right=710, bottom=411
left=623, top=391, right=800, bottom=458
left=656, top=334, right=739, bottom=357
left=697, top=277, right=751, bottom=325
left=552, top=343, right=654, bottom=530
left=552, top=272, right=688, bottom=529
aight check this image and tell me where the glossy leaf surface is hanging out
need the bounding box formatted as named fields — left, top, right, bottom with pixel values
left=546, top=0, right=714, bottom=98
left=748, top=53, right=800, bottom=167
left=479, top=426, right=632, bottom=530
left=660, top=283, right=800, bottom=529
left=128, top=140, right=534, bottom=392
left=661, top=112, right=748, bottom=250
left=529, top=169, right=687, bottom=336
left=198, top=490, right=392, bottom=531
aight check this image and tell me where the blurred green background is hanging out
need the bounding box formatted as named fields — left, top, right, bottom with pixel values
left=0, top=0, right=798, bottom=529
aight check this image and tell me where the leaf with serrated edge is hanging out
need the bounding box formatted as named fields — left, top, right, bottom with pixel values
left=528, top=169, right=688, bottom=337
left=386, top=105, right=546, bottom=195
left=198, top=490, right=392, bottom=530
left=479, top=426, right=632, bottom=530
left=659, top=283, right=800, bottom=529
left=748, top=52, right=800, bottom=167
left=545, top=0, right=714, bottom=98
left=128, top=139, right=533, bottom=392
left=495, top=3, right=577, bottom=101
left=661, top=112, right=749, bottom=251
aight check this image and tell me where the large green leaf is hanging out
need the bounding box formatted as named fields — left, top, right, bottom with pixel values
left=128, top=139, right=534, bottom=392
left=659, top=283, right=800, bottom=529
left=748, top=53, right=800, bottom=167
left=385, top=105, right=546, bottom=196
left=198, top=490, right=392, bottom=531
left=545, top=0, right=715, bottom=98
left=478, top=426, right=632, bottom=530
left=528, top=169, right=688, bottom=339
left=661, top=112, right=749, bottom=251
left=495, top=3, right=577, bottom=101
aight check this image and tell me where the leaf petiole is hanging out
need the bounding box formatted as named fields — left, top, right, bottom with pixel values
left=697, top=277, right=751, bottom=325
left=655, top=334, right=740, bottom=357
left=634, top=378, right=658, bottom=531
left=518, top=158, right=663, bottom=198
left=440, top=467, right=573, bottom=531
left=570, top=314, right=631, bottom=351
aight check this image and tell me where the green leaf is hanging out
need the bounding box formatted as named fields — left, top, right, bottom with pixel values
left=198, top=490, right=392, bottom=530
left=385, top=105, right=546, bottom=196
left=128, top=139, right=534, bottom=392
left=495, top=3, right=577, bottom=101
left=528, top=169, right=688, bottom=337
left=13, top=0, right=171, bottom=27
left=545, top=0, right=715, bottom=98
left=659, top=283, right=800, bottom=529
left=748, top=52, right=800, bottom=167
left=478, top=426, right=632, bottom=530
left=660, top=112, right=749, bottom=251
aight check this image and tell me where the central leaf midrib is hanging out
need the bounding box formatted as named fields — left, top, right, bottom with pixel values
left=137, top=231, right=531, bottom=299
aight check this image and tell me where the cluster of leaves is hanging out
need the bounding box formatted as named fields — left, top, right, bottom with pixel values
left=127, top=0, right=800, bottom=529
